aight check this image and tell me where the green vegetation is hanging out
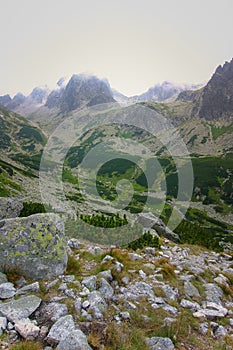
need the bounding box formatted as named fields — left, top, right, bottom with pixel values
left=191, top=155, right=233, bottom=212
left=0, top=169, right=22, bottom=196
left=126, top=231, right=160, bottom=250
left=11, top=152, right=42, bottom=170
left=80, top=212, right=128, bottom=228
left=19, top=202, right=52, bottom=217
left=211, top=123, right=233, bottom=140
left=17, top=125, right=46, bottom=145
left=65, top=214, right=143, bottom=246
left=10, top=341, right=42, bottom=350
left=62, top=167, right=78, bottom=184
left=66, top=254, right=81, bottom=275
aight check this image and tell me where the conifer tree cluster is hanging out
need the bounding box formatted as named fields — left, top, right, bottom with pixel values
left=79, top=212, right=128, bottom=228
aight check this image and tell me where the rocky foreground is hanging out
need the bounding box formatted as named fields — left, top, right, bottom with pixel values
left=0, top=234, right=233, bottom=350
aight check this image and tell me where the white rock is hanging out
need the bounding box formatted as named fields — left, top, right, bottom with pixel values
left=14, top=318, right=40, bottom=339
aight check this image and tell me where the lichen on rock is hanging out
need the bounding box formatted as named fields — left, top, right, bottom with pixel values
left=0, top=213, right=67, bottom=279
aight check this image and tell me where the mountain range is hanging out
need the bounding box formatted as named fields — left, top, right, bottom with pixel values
left=0, top=76, right=200, bottom=117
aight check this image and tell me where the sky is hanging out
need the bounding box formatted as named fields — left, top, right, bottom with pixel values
left=0, top=0, right=232, bottom=97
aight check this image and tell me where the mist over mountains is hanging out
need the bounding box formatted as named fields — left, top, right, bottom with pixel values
left=0, top=74, right=201, bottom=117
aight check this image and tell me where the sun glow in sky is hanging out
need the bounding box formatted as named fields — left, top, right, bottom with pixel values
left=0, top=0, right=232, bottom=97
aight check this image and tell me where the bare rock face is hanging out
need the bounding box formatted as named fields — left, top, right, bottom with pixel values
left=0, top=198, right=23, bottom=220
left=199, top=58, right=233, bottom=119
left=0, top=213, right=67, bottom=280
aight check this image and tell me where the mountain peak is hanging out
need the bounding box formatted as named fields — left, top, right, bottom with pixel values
left=199, top=58, right=233, bottom=119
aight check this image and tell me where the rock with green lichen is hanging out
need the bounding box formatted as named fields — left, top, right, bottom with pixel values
left=0, top=213, right=67, bottom=279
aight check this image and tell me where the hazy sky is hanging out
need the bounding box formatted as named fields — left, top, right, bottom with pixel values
left=0, top=0, right=232, bottom=97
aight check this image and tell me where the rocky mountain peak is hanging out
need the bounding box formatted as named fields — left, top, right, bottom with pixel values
left=56, top=74, right=115, bottom=113
left=199, top=58, right=233, bottom=119
left=29, top=87, right=50, bottom=104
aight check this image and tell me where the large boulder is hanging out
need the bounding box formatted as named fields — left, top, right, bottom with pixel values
left=0, top=295, right=41, bottom=322
left=0, top=213, right=67, bottom=279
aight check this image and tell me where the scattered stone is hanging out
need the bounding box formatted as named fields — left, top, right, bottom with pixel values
left=139, top=270, right=147, bottom=279
left=144, top=263, right=155, bottom=271
left=97, top=270, right=113, bottom=282
left=0, top=283, right=16, bottom=299
left=62, top=275, right=75, bottom=283
left=88, top=291, right=107, bottom=316
left=88, top=246, right=104, bottom=255
left=128, top=253, right=143, bottom=261
left=184, top=281, right=200, bottom=298
left=0, top=317, right=7, bottom=331
left=14, top=318, right=40, bottom=339
left=74, top=298, right=82, bottom=313
left=180, top=299, right=200, bottom=311
left=214, top=274, right=229, bottom=288
left=82, top=301, right=90, bottom=309
left=214, top=325, right=227, bottom=338
left=124, top=300, right=137, bottom=310
left=17, top=282, right=40, bottom=295
left=38, top=302, right=68, bottom=323
left=146, top=336, right=175, bottom=350
left=102, top=255, right=114, bottom=263
left=98, top=278, right=114, bottom=299
left=0, top=272, right=8, bottom=285
left=67, top=238, right=80, bottom=250
left=56, top=329, right=93, bottom=350
left=205, top=284, right=223, bottom=305
left=162, top=285, right=178, bottom=301
left=114, top=261, right=124, bottom=273
left=0, top=295, right=41, bottom=322
left=199, top=322, right=209, bottom=335
left=82, top=276, right=97, bottom=291
left=47, top=315, right=75, bottom=344
left=145, top=247, right=156, bottom=255
left=119, top=311, right=131, bottom=320
left=122, top=276, right=130, bottom=285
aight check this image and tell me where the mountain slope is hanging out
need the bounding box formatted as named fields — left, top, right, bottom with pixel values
left=0, top=108, right=46, bottom=198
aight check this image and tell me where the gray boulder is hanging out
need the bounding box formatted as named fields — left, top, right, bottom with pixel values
left=0, top=295, right=41, bottom=322
left=146, top=336, right=174, bottom=350
left=0, top=272, right=8, bottom=284
left=98, top=278, right=114, bottom=299
left=47, top=315, right=75, bottom=344
left=57, top=329, right=92, bottom=350
left=184, top=281, right=200, bottom=298
left=0, top=282, right=16, bottom=299
left=17, top=282, right=40, bottom=295
left=38, top=302, right=68, bottom=323
left=205, top=284, right=223, bottom=305
left=0, top=213, right=67, bottom=279
left=82, top=276, right=97, bottom=291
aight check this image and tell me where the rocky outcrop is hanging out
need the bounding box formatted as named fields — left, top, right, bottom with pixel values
left=199, top=59, right=233, bottom=119
left=0, top=213, right=67, bottom=279
left=50, top=74, right=116, bottom=113
left=0, top=198, right=23, bottom=220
